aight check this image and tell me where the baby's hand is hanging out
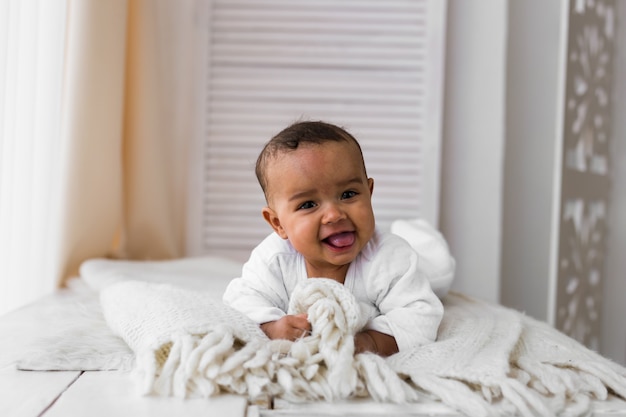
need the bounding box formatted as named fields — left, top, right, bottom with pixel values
left=354, top=331, right=377, bottom=354
left=354, top=330, right=399, bottom=357
left=260, top=313, right=311, bottom=341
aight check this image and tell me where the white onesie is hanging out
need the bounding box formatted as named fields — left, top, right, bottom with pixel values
left=222, top=229, right=444, bottom=352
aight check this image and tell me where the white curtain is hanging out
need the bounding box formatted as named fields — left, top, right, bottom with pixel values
left=0, top=0, right=68, bottom=315
left=0, top=0, right=200, bottom=315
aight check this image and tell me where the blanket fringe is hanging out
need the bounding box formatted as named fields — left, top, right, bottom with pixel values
left=135, top=329, right=269, bottom=399
left=354, top=353, right=419, bottom=403
left=498, top=377, right=553, bottom=417
left=512, top=314, right=626, bottom=415
left=408, top=374, right=497, bottom=417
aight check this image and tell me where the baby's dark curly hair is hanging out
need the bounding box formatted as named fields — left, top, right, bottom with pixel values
left=255, top=121, right=368, bottom=199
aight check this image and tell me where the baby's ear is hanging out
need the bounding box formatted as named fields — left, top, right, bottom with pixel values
left=262, top=207, right=288, bottom=239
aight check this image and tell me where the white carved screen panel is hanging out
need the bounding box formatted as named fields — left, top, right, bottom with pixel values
left=188, top=0, right=447, bottom=262
left=553, top=0, right=616, bottom=349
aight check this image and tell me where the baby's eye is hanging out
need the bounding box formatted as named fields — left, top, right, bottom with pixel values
left=297, top=201, right=317, bottom=210
left=341, top=190, right=358, bottom=200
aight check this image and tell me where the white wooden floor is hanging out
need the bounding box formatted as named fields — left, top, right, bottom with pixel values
left=2, top=292, right=626, bottom=417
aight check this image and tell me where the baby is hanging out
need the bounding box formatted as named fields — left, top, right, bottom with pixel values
left=223, top=121, right=443, bottom=356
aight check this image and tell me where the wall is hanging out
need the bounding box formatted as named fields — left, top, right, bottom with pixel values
left=500, top=0, right=564, bottom=323
left=440, top=0, right=507, bottom=303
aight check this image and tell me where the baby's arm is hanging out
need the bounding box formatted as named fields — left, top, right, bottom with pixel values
left=261, top=313, right=311, bottom=341
left=222, top=239, right=292, bottom=326
left=364, top=235, right=444, bottom=352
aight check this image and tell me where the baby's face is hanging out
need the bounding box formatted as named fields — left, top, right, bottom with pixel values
left=262, top=140, right=375, bottom=281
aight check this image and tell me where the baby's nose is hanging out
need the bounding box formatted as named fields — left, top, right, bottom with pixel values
left=322, top=203, right=345, bottom=224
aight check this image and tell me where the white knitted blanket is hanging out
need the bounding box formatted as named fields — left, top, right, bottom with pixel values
left=100, top=279, right=626, bottom=417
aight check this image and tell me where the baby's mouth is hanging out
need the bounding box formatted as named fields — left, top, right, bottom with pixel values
left=323, top=231, right=356, bottom=249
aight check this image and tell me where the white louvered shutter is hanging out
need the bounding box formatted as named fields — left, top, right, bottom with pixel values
left=189, top=0, right=447, bottom=262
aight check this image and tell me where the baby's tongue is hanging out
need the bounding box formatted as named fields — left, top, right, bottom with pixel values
left=325, top=232, right=355, bottom=248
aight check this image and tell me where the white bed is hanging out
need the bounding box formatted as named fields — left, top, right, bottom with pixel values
left=2, top=249, right=626, bottom=417
left=2, top=221, right=626, bottom=417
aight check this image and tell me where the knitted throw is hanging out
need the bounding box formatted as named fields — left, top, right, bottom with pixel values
left=101, top=279, right=626, bottom=417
